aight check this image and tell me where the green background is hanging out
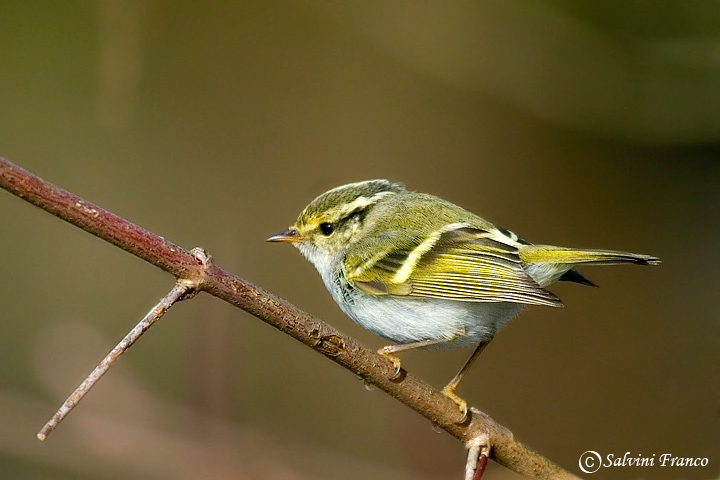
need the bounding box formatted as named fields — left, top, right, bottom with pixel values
left=1, top=2, right=717, bottom=479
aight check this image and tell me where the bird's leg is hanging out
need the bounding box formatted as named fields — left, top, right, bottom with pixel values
left=442, top=340, right=492, bottom=421
left=378, top=338, right=449, bottom=379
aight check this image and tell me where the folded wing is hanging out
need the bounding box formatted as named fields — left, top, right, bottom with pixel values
left=346, top=226, right=563, bottom=307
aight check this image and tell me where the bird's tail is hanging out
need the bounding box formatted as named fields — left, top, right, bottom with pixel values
left=519, top=245, right=660, bottom=266
left=518, top=245, right=660, bottom=288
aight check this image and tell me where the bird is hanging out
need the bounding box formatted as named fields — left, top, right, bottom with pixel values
left=267, top=179, right=660, bottom=417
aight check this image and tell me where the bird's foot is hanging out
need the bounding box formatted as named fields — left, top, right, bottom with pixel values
left=442, top=383, right=469, bottom=423
left=377, top=346, right=403, bottom=380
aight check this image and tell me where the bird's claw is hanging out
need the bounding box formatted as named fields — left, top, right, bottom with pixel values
left=377, top=347, right=403, bottom=380
left=442, top=384, right=470, bottom=423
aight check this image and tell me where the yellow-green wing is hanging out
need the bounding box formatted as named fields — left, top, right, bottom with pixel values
left=345, top=226, right=562, bottom=307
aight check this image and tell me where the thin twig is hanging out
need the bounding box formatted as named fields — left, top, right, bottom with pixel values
left=37, top=279, right=199, bottom=440
left=465, top=431, right=490, bottom=480
left=0, top=156, right=581, bottom=479
left=466, top=444, right=482, bottom=480
left=474, top=455, right=488, bottom=480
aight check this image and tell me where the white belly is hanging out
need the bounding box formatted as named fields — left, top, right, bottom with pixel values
left=330, top=277, right=524, bottom=349
left=298, top=243, right=525, bottom=349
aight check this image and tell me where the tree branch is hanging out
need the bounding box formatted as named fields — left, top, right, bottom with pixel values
left=36, top=278, right=201, bottom=440
left=0, top=156, right=581, bottom=479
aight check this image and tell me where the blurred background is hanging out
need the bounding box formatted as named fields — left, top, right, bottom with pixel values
left=1, top=1, right=718, bottom=479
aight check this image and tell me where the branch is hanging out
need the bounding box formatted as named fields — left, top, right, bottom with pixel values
left=36, top=279, right=201, bottom=440
left=0, top=156, right=581, bottom=479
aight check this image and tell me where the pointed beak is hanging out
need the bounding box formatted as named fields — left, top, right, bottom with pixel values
left=266, top=229, right=304, bottom=243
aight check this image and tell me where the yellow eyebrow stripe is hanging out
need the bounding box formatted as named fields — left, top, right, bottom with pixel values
left=324, top=191, right=396, bottom=221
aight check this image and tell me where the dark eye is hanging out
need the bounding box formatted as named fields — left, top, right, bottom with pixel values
left=319, top=222, right=334, bottom=236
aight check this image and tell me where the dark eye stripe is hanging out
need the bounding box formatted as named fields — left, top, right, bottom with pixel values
left=343, top=206, right=369, bottom=223
left=319, top=205, right=369, bottom=238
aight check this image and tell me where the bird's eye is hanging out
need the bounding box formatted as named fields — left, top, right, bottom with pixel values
left=319, top=222, right=334, bottom=236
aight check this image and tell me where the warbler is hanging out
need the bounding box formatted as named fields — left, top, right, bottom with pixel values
left=267, top=180, right=660, bottom=416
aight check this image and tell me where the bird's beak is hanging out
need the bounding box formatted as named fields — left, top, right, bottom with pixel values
left=266, top=229, right=304, bottom=243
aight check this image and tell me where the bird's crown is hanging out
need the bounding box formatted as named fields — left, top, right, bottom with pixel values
left=296, top=179, right=405, bottom=231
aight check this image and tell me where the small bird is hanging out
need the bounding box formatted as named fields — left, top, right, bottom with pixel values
left=267, top=180, right=660, bottom=416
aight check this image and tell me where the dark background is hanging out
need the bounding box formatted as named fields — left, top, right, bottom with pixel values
left=1, top=2, right=717, bottom=479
